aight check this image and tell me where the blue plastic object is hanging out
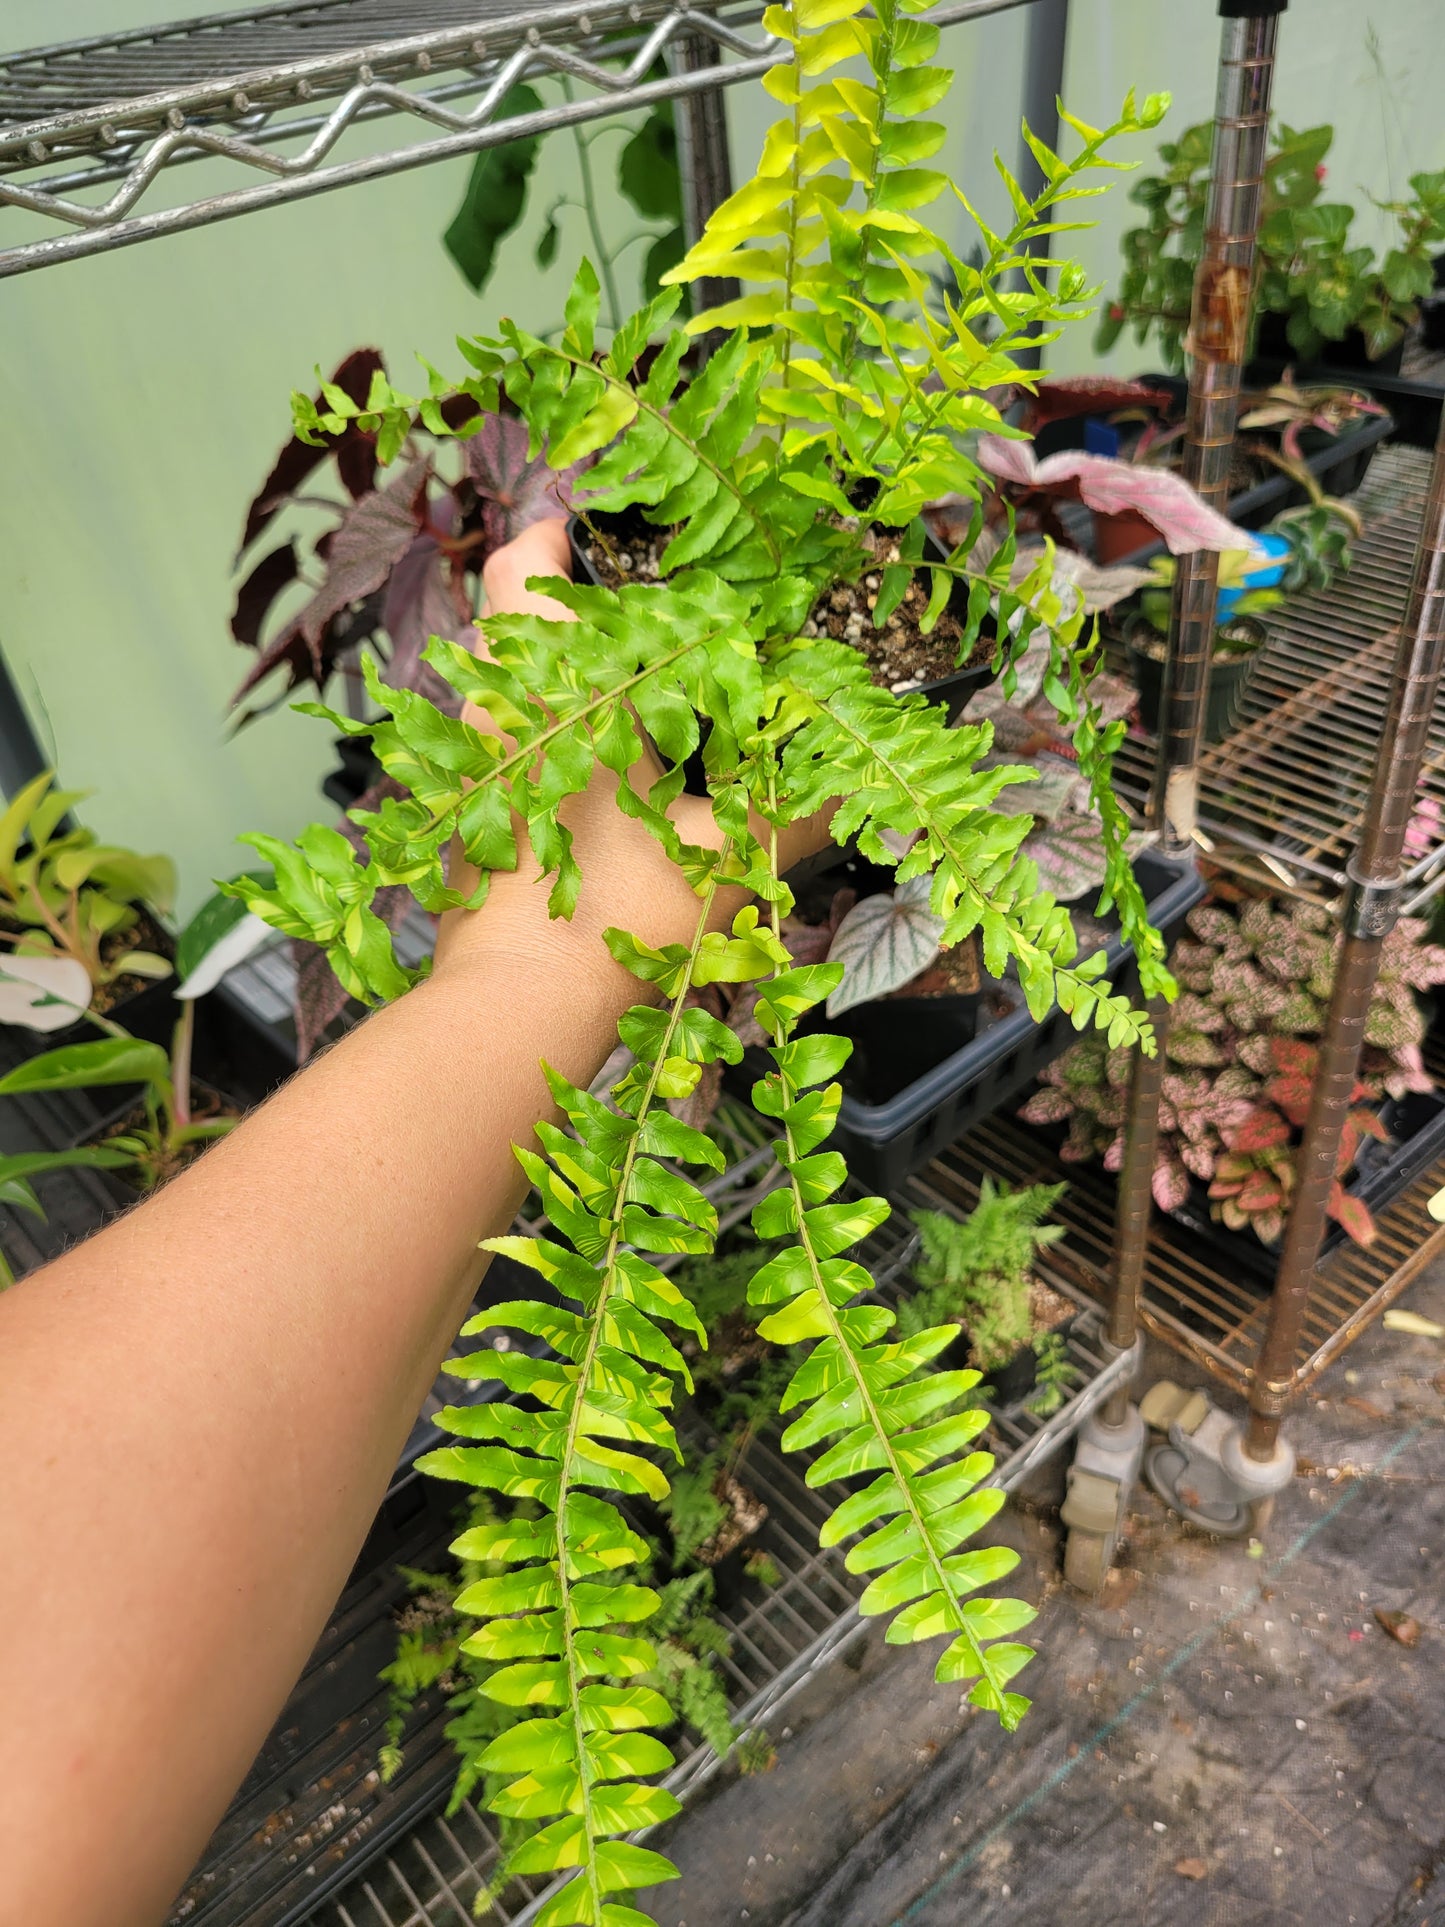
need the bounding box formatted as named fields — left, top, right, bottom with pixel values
left=1083, top=416, right=1121, bottom=458
left=1216, top=529, right=1291, bottom=618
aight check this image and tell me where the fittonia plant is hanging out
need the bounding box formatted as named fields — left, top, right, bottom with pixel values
left=232, top=12, right=1171, bottom=1918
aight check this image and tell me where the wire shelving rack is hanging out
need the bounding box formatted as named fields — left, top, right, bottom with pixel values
left=0, top=0, right=1031, bottom=278
left=1111, top=445, right=1445, bottom=913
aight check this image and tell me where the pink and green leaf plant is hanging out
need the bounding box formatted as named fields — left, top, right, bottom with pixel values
left=1021, top=894, right=1445, bottom=1246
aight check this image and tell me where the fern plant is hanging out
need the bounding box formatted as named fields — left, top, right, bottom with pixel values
left=230, top=11, right=1172, bottom=1918
left=897, top=1180, right=1067, bottom=1371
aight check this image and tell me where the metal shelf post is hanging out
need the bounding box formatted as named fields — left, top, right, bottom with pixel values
left=1245, top=406, right=1445, bottom=1457
left=1063, top=0, right=1286, bottom=1587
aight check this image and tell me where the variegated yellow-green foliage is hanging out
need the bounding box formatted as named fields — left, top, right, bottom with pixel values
left=229, top=8, right=1173, bottom=1919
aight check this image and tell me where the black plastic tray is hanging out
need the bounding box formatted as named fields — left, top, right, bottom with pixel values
left=826, top=851, right=1205, bottom=1193
left=1163, top=1086, right=1445, bottom=1290
left=164, top=1474, right=467, bottom=1927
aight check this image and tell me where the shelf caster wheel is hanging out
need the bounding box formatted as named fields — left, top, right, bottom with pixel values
left=1139, top=1381, right=1295, bottom=1542
left=1144, top=1440, right=1251, bottom=1537
left=1061, top=1389, right=1145, bottom=1597
left=1063, top=1522, right=1115, bottom=1595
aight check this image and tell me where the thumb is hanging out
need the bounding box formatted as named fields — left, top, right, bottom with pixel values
left=479, top=518, right=575, bottom=627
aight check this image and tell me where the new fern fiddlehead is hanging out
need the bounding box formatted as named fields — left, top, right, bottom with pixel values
left=230, top=7, right=1175, bottom=1915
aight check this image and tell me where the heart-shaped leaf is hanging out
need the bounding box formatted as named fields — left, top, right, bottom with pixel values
left=825, top=876, right=944, bottom=1018
left=978, top=438, right=1258, bottom=555
left=1021, top=814, right=1109, bottom=902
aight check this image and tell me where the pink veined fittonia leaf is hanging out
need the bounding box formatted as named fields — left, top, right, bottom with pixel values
left=977, top=438, right=1259, bottom=555
left=826, top=876, right=944, bottom=1019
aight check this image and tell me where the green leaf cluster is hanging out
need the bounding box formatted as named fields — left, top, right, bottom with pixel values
left=1100, top=118, right=1445, bottom=369
left=0, top=771, right=175, bottom=999
left=444, top=83, right=684, bottom=319
left=896, top=1178, right=1065, bottom=1372
left=0, top=1025, right=235, bottom=1200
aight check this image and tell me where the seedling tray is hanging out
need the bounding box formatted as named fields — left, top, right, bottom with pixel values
left=824, top=850, right=1206, bottom=1195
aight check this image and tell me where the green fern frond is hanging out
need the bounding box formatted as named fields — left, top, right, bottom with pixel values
left=778, top=680, right=1154, bottom=1049
left=741, top=895, right=1037, bottom=1725
left=412, top=869, right=793, bottom=1919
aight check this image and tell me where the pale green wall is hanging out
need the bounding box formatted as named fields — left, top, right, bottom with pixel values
left=1056, top=0, right=1445, bottom=371
left=1, top=4, right=659, bottom=915
left=2, top=1, right=1441, bottom=912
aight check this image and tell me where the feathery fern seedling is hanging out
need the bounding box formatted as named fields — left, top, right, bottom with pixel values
left=231, top=12, right=1172, bottom=1918
left=897, top=1179, right=1067, bottom=1372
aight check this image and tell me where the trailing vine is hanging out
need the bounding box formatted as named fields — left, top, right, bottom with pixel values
left=230, top=7, right=1172, bottom=1917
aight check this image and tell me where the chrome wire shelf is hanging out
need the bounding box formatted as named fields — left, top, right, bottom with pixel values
left=0, top=0, right=1031, bottom=276
left=304, top=1145, right=1129, bottom=1927
left=1112, top=444, right=1445, bottom=912
left=946, top=1107, right=1445, bottom=1405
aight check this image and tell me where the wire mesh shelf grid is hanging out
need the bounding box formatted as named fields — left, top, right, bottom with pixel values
left=1112, top=444, right=1445, bottom=911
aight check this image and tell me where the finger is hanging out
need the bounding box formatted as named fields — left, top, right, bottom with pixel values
left=464, top=520, right=576, bottom=743
left=479, top=518, right=575, bottom=626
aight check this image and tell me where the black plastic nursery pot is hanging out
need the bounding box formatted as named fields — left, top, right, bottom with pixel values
left=1252, top=311, right=1406, bottom=378
left=821, top=850, right=1207, bottom=1195
left=830, top=983, right=1027, bottom=1107
left=928, top=1320, right=1073, bottom=1409
left=1161, top=1086, right=1445, bottom=1292
left=567, top=505, right=998, bottom=728
left=984, top=1317, right=1079, bottom=1410
left=1126, top=625, right=1262, bottom=745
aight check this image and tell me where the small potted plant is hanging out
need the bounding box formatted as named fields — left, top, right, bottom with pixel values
left=1097, top=118, right=1445, bottom=374
left=0, top=771, right=176, bottom=1040
left=1022, top=894, right=1445, bottom=1274
left=1123, top=571, right=1273, bottom=744
left=896, top=1180, right=1077, bottom=1408
left=0, top=887, right=278, bottom=1283
left=1122, top=498, right=1356, bottom=742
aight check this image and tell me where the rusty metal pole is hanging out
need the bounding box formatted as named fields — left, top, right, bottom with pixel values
left=1245, top=406, right=1445, bottom=1460
left=1103, top=0, right=1284, bottom=1426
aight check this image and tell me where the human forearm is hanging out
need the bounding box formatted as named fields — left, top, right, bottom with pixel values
left=0, top=917, right=667, bottom=1926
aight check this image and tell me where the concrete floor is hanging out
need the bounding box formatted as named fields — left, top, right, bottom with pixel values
left=637, top=1261, right=1445, bottom=1927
